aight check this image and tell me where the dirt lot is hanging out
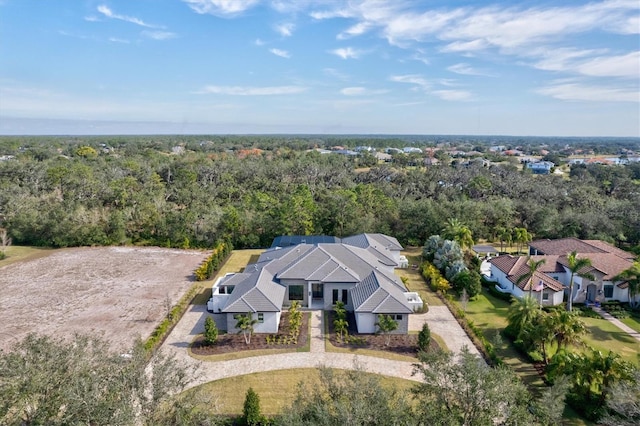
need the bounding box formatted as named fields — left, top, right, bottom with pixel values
left=0, top=246, right=208, bottom=352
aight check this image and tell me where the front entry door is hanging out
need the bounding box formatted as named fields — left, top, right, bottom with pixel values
left=312, top=283, right=323, bottom=299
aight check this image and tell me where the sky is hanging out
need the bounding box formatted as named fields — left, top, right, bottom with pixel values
left=0, top=0, right=638, bottom=136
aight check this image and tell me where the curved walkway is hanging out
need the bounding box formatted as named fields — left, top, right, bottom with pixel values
left=161, top=304, right=479, bottom=391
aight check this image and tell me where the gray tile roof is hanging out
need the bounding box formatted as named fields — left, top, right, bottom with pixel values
left=222, top=269, right=285, bottom=313
left=351, top=271, right=412, bottom=314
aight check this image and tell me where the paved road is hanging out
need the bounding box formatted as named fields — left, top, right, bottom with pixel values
left=161, top=304, right=480, bottom=390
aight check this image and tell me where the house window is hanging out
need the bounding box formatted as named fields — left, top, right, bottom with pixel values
left=257, top=313, right=264, bottom=323
left=342, top=289, right=348, bottom=304
left=289, top=285, right=304, bottom=301
left=604, top=285, right=614, bottom=298
left=395, top=314, right=403, bottom=321
left=332, top=289, right=339, bottom=304
left=542, top=293, right=549, bottom=301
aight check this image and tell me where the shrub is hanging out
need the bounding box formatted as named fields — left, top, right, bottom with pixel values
left=243, top=387, right=263, bottom=426
left=418, top=323, right=431, bottom=352
left=203, top=316, right=218, bottom=346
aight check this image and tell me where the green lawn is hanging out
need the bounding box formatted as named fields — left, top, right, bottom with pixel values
left=621, top=315, right=640, bottom=334
left=451, top=288, right=545, bottom=389
left=0, top=245, right=53, bottom=267
left=581, top=317, right=640, bottom=364
left=399, top=248, right=443, bottom=307
left=186, top=368, right=416, bottom=417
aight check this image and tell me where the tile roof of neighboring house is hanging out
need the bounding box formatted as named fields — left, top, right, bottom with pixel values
left=489, top=255, right=564, bottom=292
left=583, top=240, right=636, bottom=260
left=351, top=271, right=413, bottom=314
left=557, top=253, right=633, bottom=281
left=529, top=237, right=606, bottom=255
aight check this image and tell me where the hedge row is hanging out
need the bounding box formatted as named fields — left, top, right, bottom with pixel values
left=420, top=262, right=450, bottom=293
left=194, top=240, right=233, bottom=281
left=144, top=285, right=200, bottom=352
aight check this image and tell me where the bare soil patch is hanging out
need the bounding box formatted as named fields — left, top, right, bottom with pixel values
left=191, top=311, right=309, bottom=354
left=0, top=246, right=208, bottom=352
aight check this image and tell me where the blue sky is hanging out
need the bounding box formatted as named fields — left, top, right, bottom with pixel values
left=0, top=0, right=638, bottom=136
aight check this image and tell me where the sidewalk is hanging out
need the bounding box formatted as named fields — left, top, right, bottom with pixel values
left=592, top=306, right=640, bottom=343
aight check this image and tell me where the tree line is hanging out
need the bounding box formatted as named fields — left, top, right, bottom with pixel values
left=0, top=137, right=639, bottom=252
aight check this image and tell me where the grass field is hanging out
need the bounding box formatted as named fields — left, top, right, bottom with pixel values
left=581, top=317, right=640, bottom=364
left=187, top=368, right=416, bottom=416
left=400, top=247, right=443, bottom=307
left=0, top=246, right=53, bottom=267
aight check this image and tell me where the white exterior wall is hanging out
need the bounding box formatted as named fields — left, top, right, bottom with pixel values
left=226, top=312, right=280, bottom=334
left=611, top=282, right=629, bottom=302
left=355, top=313, right=377, bottom=334
left=323, top=283, right=355, bottom=310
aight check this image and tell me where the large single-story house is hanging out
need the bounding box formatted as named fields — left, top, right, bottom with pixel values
left=485, top=238, right=636, bottom=306
left=208, top=233, right=423, bottom=334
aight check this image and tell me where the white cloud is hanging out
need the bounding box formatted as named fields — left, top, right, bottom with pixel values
left=109, top=37, right=130, bottom=44
left=447, top=63, right=495, bottom=77
left=274, top=23, right=294, bottom=37
left=576, top=51, right=640, bottom=78
left=323, top=68, right=349, bottom=80
left=390, top=74, right=430, bottom=90
left=309, top=9, right=353, bottom=20
left=340, top=87, right=388, bottom=96
left=142, top=31, right=177, bottom=40
left=195, top=85, right=306, bottom=95
left=269, top=48, right=291, bottom=58
left=97, top=5, right=161, bottom=28
left=533, top=49, right=639, bottom=79
left=537, top=80, right=640, bottom=102
left=440, top=39, right=488, bottom=53
left=433, top=90, right=472, bottom=101
left=182, top=0, right=260, bottom=17
left=254, top=38, right=265, bottom=46
left=329, top=47, right=361, bottom=59
left=84, top=15, right=99, bottom=22
left=337, top=22, right=372, bottom=39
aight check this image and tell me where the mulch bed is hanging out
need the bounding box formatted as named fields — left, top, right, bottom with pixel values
left=191, top=311, right=310, bottom=355
left=327, top=311, right=435, bottom=357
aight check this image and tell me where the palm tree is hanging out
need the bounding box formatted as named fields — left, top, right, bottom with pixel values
left=442, top=218, right=474, bottom=250
left=566, top=251, right=594, bottom=312
left=548, top=310, right=586, bottom=350
left=234, top=313, right=258, bottom=344
left=333, top=318, right=348, bottom=341
left=507, top=295, right=540, bottom=338
left=614, top=260, right=640, bottom=309
left=513, top=227, right=532, bottom=254
left=516, top=256, right=546, bottom=299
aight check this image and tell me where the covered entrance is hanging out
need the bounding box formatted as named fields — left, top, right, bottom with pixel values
left=310, top=282, right=324, bottom=308
left=586, top=284, right=597, bottom=303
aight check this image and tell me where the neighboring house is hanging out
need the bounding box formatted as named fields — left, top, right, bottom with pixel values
left=485, top=238, right=635, bottom=306
left=208, top=233, right=422, bottom=334
left=525, top=161, right=554, bottom=174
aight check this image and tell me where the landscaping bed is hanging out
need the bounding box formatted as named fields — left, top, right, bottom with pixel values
left=326, top=311, right=428, bottom=357
left=191, top=311, right=309, bottom=355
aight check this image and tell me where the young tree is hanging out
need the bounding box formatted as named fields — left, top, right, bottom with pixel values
left=442, top=218, right=474, bottom=250
left=242, top=387, right=262, bottom=426
left=516, top=256, right=546, bottom=299
left=279, top=364, right=414, bottom=425
left=412, top=347, right=536, bottom=425
left=417, top=322, right=431, bottom=353
left=566, top=251, right=594, bottom=311
left=204, top=316, right=218, bottom=346
left=234, top=313, right=258, bottom=344
left=333, top=317, right=348, bottom=341
left=375, top=314, right=398, bottom=346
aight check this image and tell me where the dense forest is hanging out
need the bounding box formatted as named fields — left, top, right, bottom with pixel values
left=0, top=135, right=639, bottom=252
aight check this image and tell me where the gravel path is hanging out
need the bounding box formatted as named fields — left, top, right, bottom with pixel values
left=161, top=304, right=480, bottom=391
